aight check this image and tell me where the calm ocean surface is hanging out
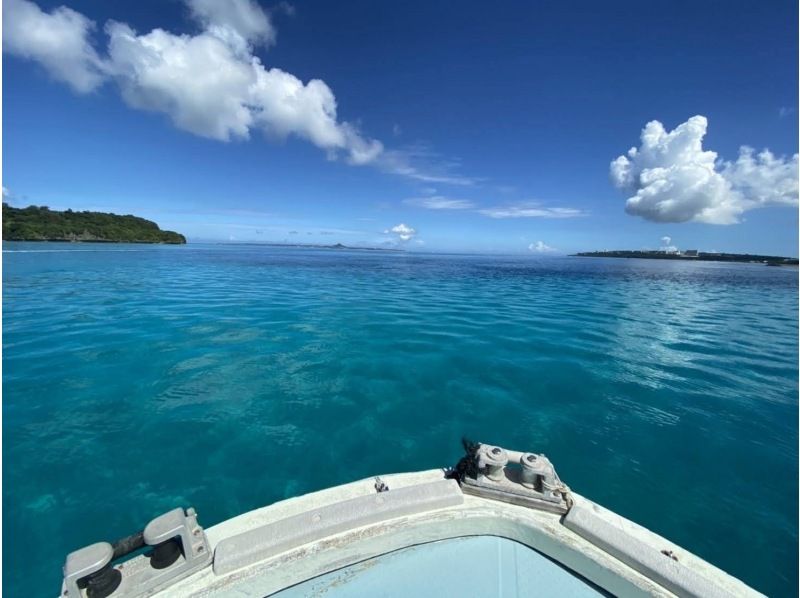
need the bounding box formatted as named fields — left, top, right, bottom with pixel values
left=3, top=242, right=798, bottom=596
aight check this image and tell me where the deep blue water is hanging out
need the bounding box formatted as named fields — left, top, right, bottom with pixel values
left=3, top=242, right=798, bottom=597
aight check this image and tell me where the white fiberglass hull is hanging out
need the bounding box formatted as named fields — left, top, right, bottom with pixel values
left=61, top=445, right=762, bottom=598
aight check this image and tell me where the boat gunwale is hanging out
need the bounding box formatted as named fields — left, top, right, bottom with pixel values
left=138, top=469, right=762, bottom=598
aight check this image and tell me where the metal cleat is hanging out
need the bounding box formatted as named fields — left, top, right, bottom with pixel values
left=61, top=507, right=211, bottom=597
left=458, top=443, right=572, bottom=514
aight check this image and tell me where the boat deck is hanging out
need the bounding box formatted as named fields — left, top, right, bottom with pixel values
left=274, top=536, right=607, bottom=597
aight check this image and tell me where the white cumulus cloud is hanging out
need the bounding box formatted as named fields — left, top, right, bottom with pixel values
left=611, top=115, right=799, bottom=224
left=105, top=22, right=256, bottom=141
left=659, top=236, right=677, bottom=252
left=529, top=241, right=556, bottom=253
left=4, top=0, right=382, bottom=164
left=186, top=0, right=276, bottom=51
left=2, top=0, right=107, bottom=93
left=384, top=223, right=416, bottom=242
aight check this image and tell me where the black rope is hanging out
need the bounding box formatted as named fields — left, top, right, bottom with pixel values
left=445, top=437, right=481, bottom=483
left=112, top=531, right=145, bottom=559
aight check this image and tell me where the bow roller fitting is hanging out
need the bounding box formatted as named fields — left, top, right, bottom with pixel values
left=481, top=445, right=508, bottom=481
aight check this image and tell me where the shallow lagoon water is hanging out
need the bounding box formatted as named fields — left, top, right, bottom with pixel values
left=3, top=242, right=798, bottom=596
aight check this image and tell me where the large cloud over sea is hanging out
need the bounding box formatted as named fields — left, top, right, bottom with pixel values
left=3, top=0, right=382, bottom=165
left=611, top=115, right=798, bottom=224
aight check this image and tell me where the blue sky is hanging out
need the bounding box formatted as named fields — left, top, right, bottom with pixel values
left=3, top=0, right=798, bottom=254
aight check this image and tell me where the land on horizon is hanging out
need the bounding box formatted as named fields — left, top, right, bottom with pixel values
left=2, top=204, right=186, bottom=244
left=215, top=241, right=404, bottom=252
left=574, top=249, right=798, bottom=265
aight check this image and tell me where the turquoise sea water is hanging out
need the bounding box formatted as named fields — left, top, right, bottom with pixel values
left=3, top=242, right=798, bottom=597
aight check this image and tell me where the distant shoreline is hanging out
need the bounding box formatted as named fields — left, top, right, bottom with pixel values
left=3, top=239, right=183, bottom=245
left=214, top=242, right=404, bottom=252
left=572, top=250, right=798, bottom=266
left=2, top=239, right=405, bottom=252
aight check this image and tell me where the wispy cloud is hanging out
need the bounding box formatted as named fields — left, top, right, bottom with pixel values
left=779, top=106, right=795, bottom=118
left=378, top=144, right=482, bottom=186
left=478, top=203, right=585, bottom=219
left=1, top=186, right=28, bottom=205
left=317, top=227, right=364, bottom=235
left=403, top=196, right=475, bottom=210
left=494, top=185, right=517, bottom=194
left=401, top=192, right=584, bottom=219
left=274, top=1, right=296, bottom=17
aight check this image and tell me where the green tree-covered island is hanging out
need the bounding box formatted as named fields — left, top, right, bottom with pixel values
left=2, top=204, right=186, bottom=244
